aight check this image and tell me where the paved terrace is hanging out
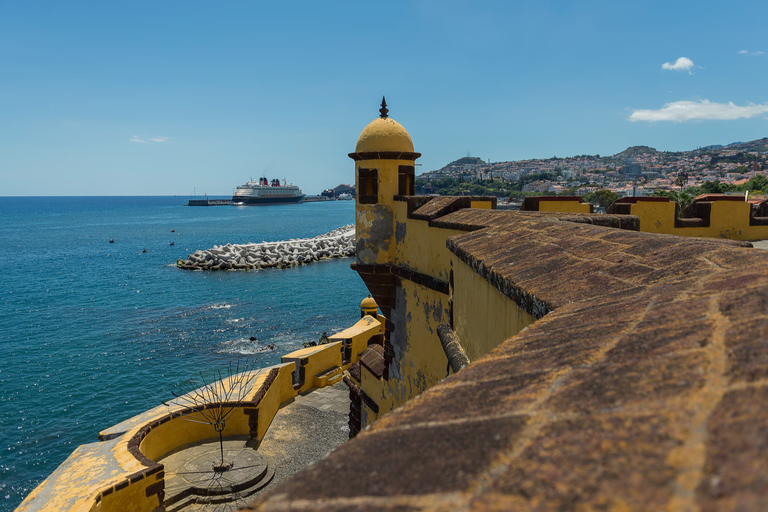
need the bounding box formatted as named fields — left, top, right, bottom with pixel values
left=160, top=383, right=349, bottom=512
left=247, top=208, right=768, bottom=511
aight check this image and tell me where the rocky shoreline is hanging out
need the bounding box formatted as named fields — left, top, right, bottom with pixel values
left=176, top=225, right=355, bottom=271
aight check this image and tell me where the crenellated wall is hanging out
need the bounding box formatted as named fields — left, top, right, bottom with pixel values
left=251, top=202, right=768, bottom=512
left=522, top=194, right=768, bottom=240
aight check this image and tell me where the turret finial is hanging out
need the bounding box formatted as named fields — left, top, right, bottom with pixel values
left=379, top=96, right=389, bottom=119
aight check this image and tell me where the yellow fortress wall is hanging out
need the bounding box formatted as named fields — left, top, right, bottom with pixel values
left=610, top=195, right=768, bottom=240
left=522, top=194, right=768, bottom=241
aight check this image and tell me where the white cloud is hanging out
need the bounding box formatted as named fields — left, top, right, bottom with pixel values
left=739, top=49, right=765, bottom=56
left=629, top=99, right=768, bottom=122
left=661, top=57, right=694, bottom=72
left=130, top=135, right=170, bottom=143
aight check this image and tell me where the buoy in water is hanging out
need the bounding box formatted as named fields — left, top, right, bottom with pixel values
left=142, top=248, right=148, bottom=253
left=109, top=239, right=114, bottom=243
left=169, top=241, right=175, bottom=246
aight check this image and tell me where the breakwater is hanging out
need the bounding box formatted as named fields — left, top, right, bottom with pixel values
left=176, top=225, right=355, bottom=271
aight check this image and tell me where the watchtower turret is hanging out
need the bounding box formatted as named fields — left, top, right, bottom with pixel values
left=349, top=97, right=421, bottom=264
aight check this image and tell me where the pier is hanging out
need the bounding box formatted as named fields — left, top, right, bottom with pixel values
left=186, top=198, right=232, bottom=206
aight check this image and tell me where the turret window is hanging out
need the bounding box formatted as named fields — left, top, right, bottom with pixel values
left=398, top=165, right=415, bottom=196
left=358, top=168, right=378, bottom=204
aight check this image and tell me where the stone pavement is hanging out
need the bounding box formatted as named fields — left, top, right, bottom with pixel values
left=250, top=382, right=350, bottom=495
left=290, top=381, right=350, bottom=414
left=157, top=382, right=349, bottom=511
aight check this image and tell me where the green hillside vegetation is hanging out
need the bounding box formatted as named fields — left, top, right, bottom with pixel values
left=444, top=157, right=485, bottom=167
left=416, top=173, right=565, bottom=198
left=616, top=145, right=658, bottom=158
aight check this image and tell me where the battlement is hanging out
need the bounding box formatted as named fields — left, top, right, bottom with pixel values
left=251, top=198, right=768, bottom=511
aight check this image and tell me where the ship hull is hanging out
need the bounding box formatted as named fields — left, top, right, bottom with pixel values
left=231, top=195, right=306, bottom=205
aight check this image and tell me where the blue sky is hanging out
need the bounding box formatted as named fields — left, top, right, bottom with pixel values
left=2, top=1, right=767, bottom=196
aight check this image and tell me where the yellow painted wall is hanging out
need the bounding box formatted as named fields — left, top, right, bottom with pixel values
left=365, top=281, right=450, bottom=421
left=355, top=159, right=414, bottom=265
left=136, top=367, right=294, bottom=462
left=281, top=342, right=342, bottom=394
left=329, top=314, right=385, bottom=363
left=96, top=473, right=161, bottom=512
left=360, top=364, right=388, bottom=426
left=255, top=364, right=296, bottom=440
left=631, top=200, right=767, bottom=240
left=470, top=200, right=494, bottom=210
left=451, top=254, right=536, bottom=362
left=392, top=201, right=462, bottom=281
left=627, top=200, right=678, bottom=234
left=539, top=199, right=591, bottom=214
left=139, top=407, right=250, bottom=463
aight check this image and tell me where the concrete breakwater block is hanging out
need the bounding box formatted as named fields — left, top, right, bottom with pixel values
left=177, top=225, right=355, bottom=271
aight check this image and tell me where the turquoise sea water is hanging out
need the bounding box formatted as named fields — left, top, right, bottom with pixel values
left=0, top=197, right=366, bottom=511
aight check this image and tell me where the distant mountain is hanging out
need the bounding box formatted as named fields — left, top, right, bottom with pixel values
left=438, top=157, right=486, bottom=171
left=725, top=138, right=768, bottom=153
left=615, top=145, right=658, bottom=158
left=450, top=157, right=485, bottom=165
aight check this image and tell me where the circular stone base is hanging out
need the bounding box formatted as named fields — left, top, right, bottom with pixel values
left=176, top=444, right=273, bottom=500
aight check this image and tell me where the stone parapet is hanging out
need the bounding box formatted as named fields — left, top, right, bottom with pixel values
left=248, top=208, right=768, bottom=511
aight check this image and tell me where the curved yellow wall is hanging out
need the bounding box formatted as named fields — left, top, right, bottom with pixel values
left=19, top=313, right=382, bottom=512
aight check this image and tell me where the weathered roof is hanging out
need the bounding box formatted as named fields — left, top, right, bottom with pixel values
left=246, top=209, right=768, bottom=511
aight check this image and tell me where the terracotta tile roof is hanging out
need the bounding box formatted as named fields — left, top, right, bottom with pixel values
left=245, top=210, right=768, bottom=511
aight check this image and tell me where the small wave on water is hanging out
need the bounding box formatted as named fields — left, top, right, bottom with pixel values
left=217, top=338, right=278, bottom=355
left=207, top=303, right=234, bottom=310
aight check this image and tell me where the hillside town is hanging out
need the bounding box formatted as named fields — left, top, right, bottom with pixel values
left=416, top=137, right=768, bottom=201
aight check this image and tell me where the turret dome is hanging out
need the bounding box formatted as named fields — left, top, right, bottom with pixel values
left=360, top=295, right=378, bottom=310
left=355, top=117, right=414, bottom=153
left=354, top=97, right=414, bottom=153
left=360, top=295, right=379, bottom=318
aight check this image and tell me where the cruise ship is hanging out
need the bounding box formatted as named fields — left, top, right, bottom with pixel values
left=231, top=177, right=305, bottom=205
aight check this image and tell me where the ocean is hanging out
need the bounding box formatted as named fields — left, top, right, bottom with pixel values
left=0, top=197, right=366, bottom=511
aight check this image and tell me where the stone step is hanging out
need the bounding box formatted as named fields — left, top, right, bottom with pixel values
left=312, top=366, right=342, bottom=388
left=326, top=373, right=343, bottom=386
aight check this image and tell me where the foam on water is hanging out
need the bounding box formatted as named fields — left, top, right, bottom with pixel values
left=216, top=338, right=278, bottom=355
